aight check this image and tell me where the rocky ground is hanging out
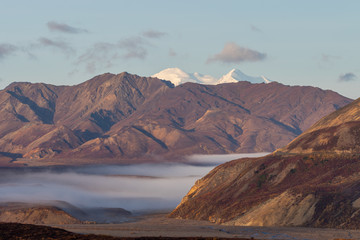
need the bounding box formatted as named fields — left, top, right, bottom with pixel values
left=0, top=222, right=256, bottom=240
left=56, top=214, right=360, bottom=240
left=0, top=213, right=360, bottom=239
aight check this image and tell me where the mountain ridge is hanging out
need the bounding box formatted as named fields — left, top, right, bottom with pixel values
left=152, top=68, right=272, bottom=86
left=0, top=71, right=352, bottom=166
left=217, top=68, right=272, bottom=84
left=170, top=96, right=360, bottom=229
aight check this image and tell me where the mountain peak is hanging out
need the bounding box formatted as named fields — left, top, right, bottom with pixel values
left=218, top=68, right=272, bottom=84
left=153, top=68, right=272, bottom=86
left=152, top=68, right=192, bottom=86
left=0, top=71, right=352, bottom=166
left=152, top=68, right=217, bottom=86
left=261, top=75, right=272, bottom=84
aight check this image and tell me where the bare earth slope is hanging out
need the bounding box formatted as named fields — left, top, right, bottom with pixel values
left=278, top=97, right=360, bottom=154
left=0, top=202, right=81, bottom=225
left=170, top=98, right=360, bottom=229
left=0, top=72, right=352, bottom=166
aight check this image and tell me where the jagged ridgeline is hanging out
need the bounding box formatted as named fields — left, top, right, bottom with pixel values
left=0, top=72, right=352, bottom=166
left=170, top=98, right=360, bottom=229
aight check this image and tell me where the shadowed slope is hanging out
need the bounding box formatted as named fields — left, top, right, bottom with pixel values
left=0, top=72, right=352, bottom=166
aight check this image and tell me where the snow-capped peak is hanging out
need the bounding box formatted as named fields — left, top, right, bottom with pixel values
left=261, top=75, right=272, bottom=84
left=152, top=68, right=272, bottom=86
left=152, top=68, right=193, bottom=86
left=152, top=68, right=217, bottom=86
left=218, top=69, right=272, bottom=84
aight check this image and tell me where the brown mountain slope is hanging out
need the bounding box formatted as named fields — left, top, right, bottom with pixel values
left=0, top=72, right=352, bottom=166
left=278, top=97, right=360, bottom=154
left=53, top=72, right=171, bottom=135
left=170, top=97, right=360, bottom=229
left=0, top=202, right=81, bottom=225
left=0, top=82, right=58, bottom=139
left=59, top=81, right=352, bottom=162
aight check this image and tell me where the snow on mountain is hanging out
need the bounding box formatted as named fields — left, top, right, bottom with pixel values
left=152, top=68, right=217, bottom=86
left=193, top=72, right=218, bottom=85
left=152, top=68, right=272, bottom=86
left=218, top=69, right=272, bottom=84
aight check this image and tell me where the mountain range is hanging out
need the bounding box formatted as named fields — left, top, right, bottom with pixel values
left=152, top=68, right=272, bottom=86
left=170, top=97, right=360, bottom=229
left=0, top=71, right=352, bottom=166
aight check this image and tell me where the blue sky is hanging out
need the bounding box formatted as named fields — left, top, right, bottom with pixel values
left=0, top=0, right=359, bottom=99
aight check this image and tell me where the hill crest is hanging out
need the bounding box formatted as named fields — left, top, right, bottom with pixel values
left=0, top=72, right=352, bottom=166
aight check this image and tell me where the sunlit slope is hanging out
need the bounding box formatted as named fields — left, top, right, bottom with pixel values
left=170, top=97, right=360, bottom=229
left=278, top=97, right=360, bottom=154
left=0, top=72, right=352, bottom=165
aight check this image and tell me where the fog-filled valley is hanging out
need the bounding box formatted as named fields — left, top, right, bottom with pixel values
left=0, top=153, right=268, bottom=223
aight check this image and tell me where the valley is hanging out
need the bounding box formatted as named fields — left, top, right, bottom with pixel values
left=0, top=72, right=359, bottom=239
left=0, top=153, right=267, bottom=224
left=2, top=2, right=359, bottom=239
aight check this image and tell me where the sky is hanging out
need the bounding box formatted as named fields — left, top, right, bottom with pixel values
left=0, top=0, right=359, bottom=99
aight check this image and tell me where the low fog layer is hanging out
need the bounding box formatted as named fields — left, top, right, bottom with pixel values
left=0, top=153, right=268, bottom=213
left=186, top=153, right=270, bottom=165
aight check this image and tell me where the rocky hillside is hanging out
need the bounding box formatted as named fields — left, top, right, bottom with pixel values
left=170, top=98, right=360, bottom=229
left=0, top=202, right=81, bottom=225
left=0, top=72, right=352, bottom=166
left=278, top=97, right=360, bottom=154
left=0, top=201, right=131, bottom=224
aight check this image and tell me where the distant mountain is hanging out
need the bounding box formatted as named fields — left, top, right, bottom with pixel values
left=152, top=68, right=271, bottom=86
left=170, top=97, right=360, bottom=229
left=0, top=72, right=352, bottom=166
left=152, top=68, right=217, bottom=86
left=217, top=69, right=272, bottom=84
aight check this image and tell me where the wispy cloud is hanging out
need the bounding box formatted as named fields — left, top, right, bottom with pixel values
left=338, top=72, right=357, bottom=82
left=76, top=36, right=152, bottom=73
left=321, top=54, right=341, bottom=62
left=142, top=30, right=167, bottom=39
left=207, top=42, right=266, bottom=64
left=0, top=43, right=18, bottom=59
left=76, top=42, right=119, bottom=73
left=47, top=21, right=88, bottom=34
left=250, top=24, right=262, bottom=33
left=118, top=36, right=148, bottom=59
left=0, top=43, right=39, bottom=61
left=76, top=30, right=165, bottom=73
left=36, top=37, right=75, bottom=56
left=169, top=48, right=176, bottom=57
